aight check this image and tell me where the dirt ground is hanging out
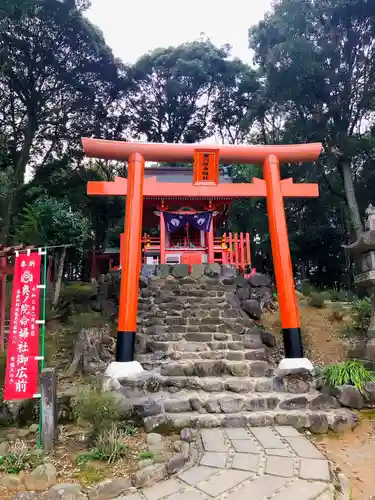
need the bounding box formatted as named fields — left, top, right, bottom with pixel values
left=262, top=299, right=351, bottom=366
left=263, top=298, right=373, bottom=498
left=314, top=415, right=375, bottom=500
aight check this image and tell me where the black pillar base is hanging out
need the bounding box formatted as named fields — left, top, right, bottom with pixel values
left=282, top=327, right=304, bottom=358
left=116, top=331, right=136, bottom=362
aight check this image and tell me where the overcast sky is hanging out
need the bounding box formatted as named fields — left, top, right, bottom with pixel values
left=86, top=0, right=274, bottom=65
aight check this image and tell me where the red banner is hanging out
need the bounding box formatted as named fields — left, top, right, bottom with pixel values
left=4, top=252, right=42, bottom=401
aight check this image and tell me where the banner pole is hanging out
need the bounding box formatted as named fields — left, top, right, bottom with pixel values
left=38, top=247, right=47, bottom=449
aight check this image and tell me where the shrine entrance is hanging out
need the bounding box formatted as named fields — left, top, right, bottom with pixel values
left=82, top=139, right=322, bottom=372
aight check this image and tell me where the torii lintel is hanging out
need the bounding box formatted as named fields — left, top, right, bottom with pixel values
left=87, top=176, right=319, bottom=198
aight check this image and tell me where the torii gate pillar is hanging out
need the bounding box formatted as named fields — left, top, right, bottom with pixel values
left=264, top=155, right=305, bottom=367
left=106, top=152, right=146, bottom=379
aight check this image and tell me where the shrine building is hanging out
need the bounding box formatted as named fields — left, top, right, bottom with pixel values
left=140, top=160, right=251, bottom=270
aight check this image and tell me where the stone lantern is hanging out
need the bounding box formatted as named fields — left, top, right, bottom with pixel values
left=343, top=204, right=375, bottom=337
left=343, top=204, right=375, bottom=368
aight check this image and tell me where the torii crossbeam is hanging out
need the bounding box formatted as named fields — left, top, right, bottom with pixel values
left=82, top=138, right=322, bottom=373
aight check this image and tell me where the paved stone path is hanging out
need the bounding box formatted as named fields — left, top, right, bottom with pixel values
left=120, top=427, right=335, bottom=500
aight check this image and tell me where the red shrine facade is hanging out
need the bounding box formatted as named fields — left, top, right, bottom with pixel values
left=140, top=164, right=251, bottom=270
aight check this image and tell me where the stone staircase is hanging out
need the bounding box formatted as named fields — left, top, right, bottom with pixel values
left=115, top=265, right=357, bottom=434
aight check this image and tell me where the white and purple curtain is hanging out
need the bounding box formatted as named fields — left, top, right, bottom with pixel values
left=163, top=212, right=213, bottom=233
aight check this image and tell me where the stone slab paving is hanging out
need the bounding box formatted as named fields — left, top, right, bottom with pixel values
left=120, top=426, right=334, bottom=500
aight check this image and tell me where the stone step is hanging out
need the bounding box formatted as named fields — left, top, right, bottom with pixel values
left=126, top=390, right=340, bottom=417
left=138, top=333, right=263, bottom=348
left=140, top=324, right=255, bottom=335
left=146, top=339, right=265, bottom=353
left=160, top=359, right=273, bottom=378
left=152, top=304, right=234, bottom=311
left=167, top=349, right=265, bottom=361
left=137, top=348, right=266, bottom=366
left=142, top=409, right=358, bottom=434
left=153, top=290, right=231, bottom=298
left=119, top=373, right=276, bottom=393
left=140, top=310, right=243, bottom=319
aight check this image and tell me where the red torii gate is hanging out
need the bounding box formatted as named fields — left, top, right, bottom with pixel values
left=82, top=138, right=322, bottom=370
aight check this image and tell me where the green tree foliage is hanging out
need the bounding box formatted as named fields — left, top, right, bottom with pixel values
left=0, top=0, right=126, bottom=239
left=2, top=0, right=375, bottom=291
left=249, top=0, right=375, bottom=237
left=14, top=196, right=91, bottom=247
left=126, top=39, right=258, bottom=143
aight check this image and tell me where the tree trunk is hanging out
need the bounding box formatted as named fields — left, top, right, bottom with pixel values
left=1, top=118, right=37, bottom=241
left=65, top=325, right=114, bottom=377
left=341, top=160, right=363, bottom=238
left=52, top=247, right=66, bottom=308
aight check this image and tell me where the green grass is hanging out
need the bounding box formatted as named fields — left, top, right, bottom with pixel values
left=0, top=442, right=44, bottom=474
left=138, top=450, right=154, bottom=460
left=76, top=423, right=129, bottom=466
left=321, top=360, right=375, bottom=393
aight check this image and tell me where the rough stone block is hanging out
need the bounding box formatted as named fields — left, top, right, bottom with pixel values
left=190, top=265, right=205, bottom=279
left=156, top=264, right=171, bottom=278
left=327, top=409, right=358, bottom=433
left=273, top=368, right=314, bottom=394
left=309, top=394, right=340, bottom=411
left=132, top=464, right=167, bottom=488
left=166, top=454, right=188, bottom=474
left=279, top=396, right=309, bottom=410
left=171, top=264, right=190, bottom=278
left=88, top=478, right=131, bottom=500
left=248, top=273, right=272, bottom=287
left=241, top=299, right=262, bottom=320
left=332, top=385, right=364, bottom=410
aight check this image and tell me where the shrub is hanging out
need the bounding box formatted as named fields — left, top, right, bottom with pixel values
left=330, top=303, right=345, bottom=321
left=346, top=291, right=357, bottom=303
left=118, top=421, right=138, bottom=437
left=95, top=425, right=129, bottom=463
left=67, top=312, right=109, bottom=329
left=336, top=290, right=348, bottom=302
left=308, top=292, right=325, bottom=308
left=74, top=386, right=121, bottom=438
left=340, top=323, right=355, bottom=338
left=321, top=360, right=375, bottom=393
left=0, top=441, right=44, bottom=474
left=60, top=283, right=95, bottom=304
left=351, top=298, right=372, bottom=331
left=301, top=281, right=314, bottom=297
left=76, top=424, right=128, bottom=465
left=320, top=290, right=332, bottom=301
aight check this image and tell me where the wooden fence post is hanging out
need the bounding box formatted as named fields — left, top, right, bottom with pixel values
left=40, top=368, right=57, bottom=452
